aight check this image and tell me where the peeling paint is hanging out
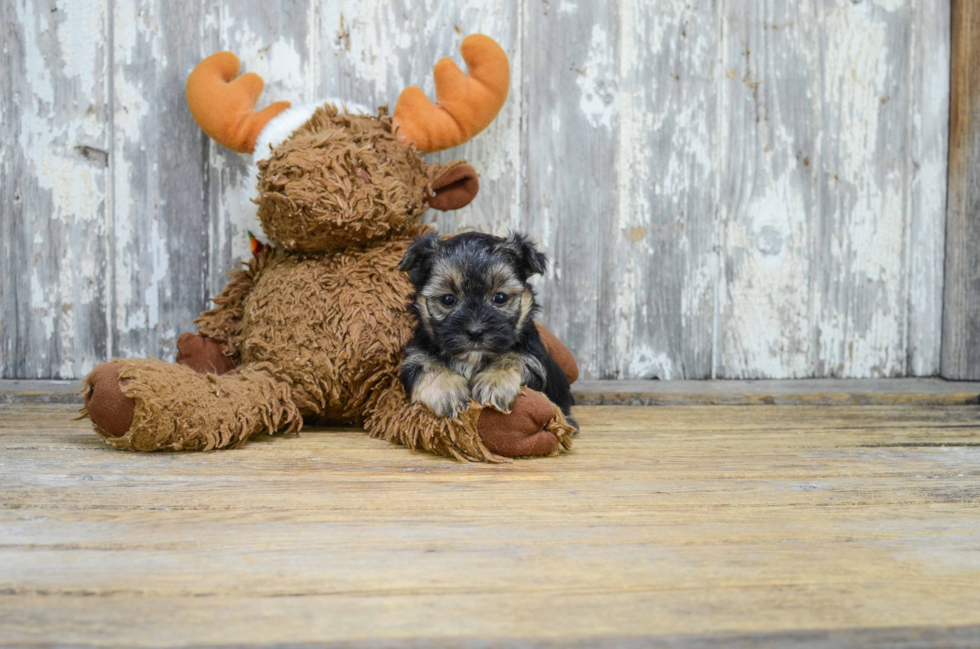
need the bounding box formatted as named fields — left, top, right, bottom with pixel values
left=629, top=346, right=676, bottom=381
left=2, top=1, right=951, bottom=380
left=4, top=0, right=109, bottom=378
left=576, top=24, right=618, bottom=130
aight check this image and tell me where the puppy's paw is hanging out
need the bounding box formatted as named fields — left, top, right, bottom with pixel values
left=471, top=368, right=522, bottom=413
left=423, top=386, right=471, bottom=419
left=412, top=368, right=472, bottom=419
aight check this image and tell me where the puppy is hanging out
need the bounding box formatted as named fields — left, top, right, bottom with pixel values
left=398, top=232, right=576, bottom=429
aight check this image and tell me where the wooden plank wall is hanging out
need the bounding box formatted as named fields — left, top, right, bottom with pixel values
left=942, top=0, right=980, bottom=379
left=1, top=0, right=950, bottom=381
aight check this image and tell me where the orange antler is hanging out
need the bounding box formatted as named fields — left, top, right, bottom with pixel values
left=186, top=52, right=291, bottom=154
left=393, top=34, right=510, bottom=153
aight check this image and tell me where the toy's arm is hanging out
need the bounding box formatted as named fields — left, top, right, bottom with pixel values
left=193, top=248, right=272, bottom=361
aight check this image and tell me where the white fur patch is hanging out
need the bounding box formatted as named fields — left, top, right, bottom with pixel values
left=471, top=356, right=523, bottom=413
left=236, top=99, right=373, bottom=245
left=412, top=365, right=471, bottom=418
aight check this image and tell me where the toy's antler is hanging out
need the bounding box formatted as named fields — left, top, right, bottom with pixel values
left=393, top=35, right=510, bottom=153
left=186, top=52, right=291, bottom=154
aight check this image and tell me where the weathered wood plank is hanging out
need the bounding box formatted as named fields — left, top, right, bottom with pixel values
left=315, top=0, right=421, bottom=110
left=2, top=1, right=952, bottom=381
left=110, top=1, right=210, bottom=360
left=599, top=0, right=717, bottom=380
left=716, top=2, right=818, bottom=378
left=0, top=379, right=79, bottom=405
left=5, top=377, right=980, bottom=407
left=814, top=1, right=917, bottom=378
left=908, top=0, right=950, bottom=375
left=573, top=380, right=980, bottom=406
left=717, top=1, right=937, bottom=379
left=1, top=603, right=978, bottom=649
left=942, top=0, right=980, bottom=379
left=0, top=0, right=109, bottom=379
left=1, top=403, right=979, bottom=646
left=522, top=0, right=618, bottom=380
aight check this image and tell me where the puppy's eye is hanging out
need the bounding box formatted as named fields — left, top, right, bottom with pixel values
left=439, top=294, right=457, bottom=307
left=492, top=293, right=509, bottom=305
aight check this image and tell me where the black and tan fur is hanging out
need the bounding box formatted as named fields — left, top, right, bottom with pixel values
left=398, top=232, right=576, bottom=428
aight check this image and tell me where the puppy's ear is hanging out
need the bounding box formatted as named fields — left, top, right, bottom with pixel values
left=500, top=232, right=547, bottom=280
left=398, top=232, right=440, bottom=288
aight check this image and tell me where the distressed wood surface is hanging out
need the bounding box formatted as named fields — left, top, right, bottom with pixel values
left=942, top=0, right=980, bottom=379
left=1, top=0, right=110, bottom=379
left=717, top=0, right=948, bottom=379
left=4, top=377, right=980, bottom=406
left=570, top=378, right=980, bottom=406
left=910, top=0, right=951, bottom=376
left=607, top=0, right=717, bottom=381
left=110, top=1, right=212, bottom=363
left=2, top=403, right=980, bottom=646
left=1, top=1, right=950, bottom=380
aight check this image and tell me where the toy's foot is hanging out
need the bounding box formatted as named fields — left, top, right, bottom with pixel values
left=82, top=362, right=134, bottom=437
left=175, top=333, right=236, bottom=375
left=80, top=359, right=300, bottom=452
left=477, top=389, right=573, bottom=458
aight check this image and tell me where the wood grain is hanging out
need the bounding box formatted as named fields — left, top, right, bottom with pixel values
left=570, top=377, right=980, bottom=406
left=1, top=0, right=110, bottom=380
left=909, top=0, right=951, bottom=376
left=109, top=1, right=210, bottom=361
left=2, top=402, right=980, bottom=646
left=717, top=1, right=946, bottom=379
left=942, top=0, right=980, bottom=379
left=4, top=377, right=980, bottom=407
left=2, top=1, right=952, bottom=380
left=600, top=0, right=717, bottom=380
left=522, top=0, right=617, bottom=381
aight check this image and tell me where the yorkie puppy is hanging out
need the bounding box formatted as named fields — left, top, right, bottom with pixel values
left=398, top=231, right=576, bottom=429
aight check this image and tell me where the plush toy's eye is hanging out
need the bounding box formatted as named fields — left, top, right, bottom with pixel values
left=439, top=294, right=457, bottom=307
left=492, top=293, right=509, bottom=305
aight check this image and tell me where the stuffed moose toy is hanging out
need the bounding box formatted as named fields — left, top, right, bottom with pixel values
left=80, top=35, right=580, bottom=461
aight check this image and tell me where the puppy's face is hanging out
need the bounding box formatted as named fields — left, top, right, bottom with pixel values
left=399, top=232, right=546, bottom=363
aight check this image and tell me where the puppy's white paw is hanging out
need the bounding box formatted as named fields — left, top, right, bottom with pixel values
left=423, top=387, right=471, bottom=419
left=412, top=367, right=472, bottom=419
left=471, top=368, right=522, bottom=413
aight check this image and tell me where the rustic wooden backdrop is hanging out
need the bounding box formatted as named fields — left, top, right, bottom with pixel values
left=1, top=0, right=951, bottom=381
left=943, top=0, right=980, bottom=380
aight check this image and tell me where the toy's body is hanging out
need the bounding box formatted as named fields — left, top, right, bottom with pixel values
left=203, top=234, right=422, bottom=423
left=81, top=36, right=579, bottom=461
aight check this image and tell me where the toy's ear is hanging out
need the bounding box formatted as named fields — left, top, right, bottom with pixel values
left=398, top=232, right=440, bottom=288
left=500, top=232, right=547, bottom=281
left=427, top=163, right=479, bottom=211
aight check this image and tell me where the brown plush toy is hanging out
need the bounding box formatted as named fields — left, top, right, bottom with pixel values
left=80, top=35, right=579, bottom=461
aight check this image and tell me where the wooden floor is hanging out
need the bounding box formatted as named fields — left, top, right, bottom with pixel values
left=2, top=402, right=980, bottom=647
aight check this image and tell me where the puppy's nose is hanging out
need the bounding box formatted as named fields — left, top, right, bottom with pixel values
left=465, top=325, right=485, bottom=341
